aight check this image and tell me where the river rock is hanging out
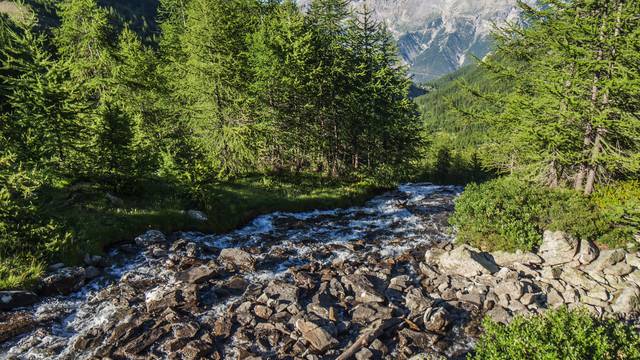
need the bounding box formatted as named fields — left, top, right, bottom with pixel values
left=0, top=291, right=38, bottom=311
left=39, top=267, right=86, bottom=296
left=295, top=319, right=338, bottom=353
left=538, top=230, right=578, bottom=266
left=490, top=251, right=543, bottom=267
left=218, top=248, right=256, bottom=271
left=176, top=262, right=220, bottom=284
left=436, top=245, right=500, bottom=277
left=135, top=230, right=167, bottom=247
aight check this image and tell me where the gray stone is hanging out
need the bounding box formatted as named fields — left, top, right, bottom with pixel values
left=218, top=248, right=256, bottom=271
left=295, top=319, right=338, bottom=352
left=604, top=262, right=634, bottom=276
left=626, top=253, right=640, bottom=268
left=135, top=230, right=166, bottom=247
left=494, top=280, right=524, bottom=301
left=611, top=286, right=640, bottom=314
left=436, top=245, right=500, bottom=277
left=560, top=267, right=601, bottom=291
left=627, top=270, right=640, bottom=286
left=0, top=291, right=38, bottom=310
left=575, top=239, right=599, bottom=265
left=538, top=230, right=578, bottom=266
left=584, top=249, right=627, bottom=272
left=491, top=251, right=543, bottom=267
left=540, top=266, right=562, bottom=280
left=546, top=287, right=565, bottom=307
left=486, top=306, right=511, bottom=324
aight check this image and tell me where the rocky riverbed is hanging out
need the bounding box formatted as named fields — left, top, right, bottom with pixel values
left=1, top=184, right=639, bottom=360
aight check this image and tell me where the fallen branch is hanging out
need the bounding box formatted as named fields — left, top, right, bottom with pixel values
left=336, top=317, right=403, bottom=360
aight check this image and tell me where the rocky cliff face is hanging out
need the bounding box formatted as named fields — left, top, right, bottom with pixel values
left=301, top=0, right=523, bottom=83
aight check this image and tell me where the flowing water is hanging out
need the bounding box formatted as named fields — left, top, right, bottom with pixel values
left=1, top=184, right=462, bottom=359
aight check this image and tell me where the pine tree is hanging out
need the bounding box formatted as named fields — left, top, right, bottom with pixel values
left=163, top=0, right=262, bottom=181
left=1, top=18, right=87, bottom=174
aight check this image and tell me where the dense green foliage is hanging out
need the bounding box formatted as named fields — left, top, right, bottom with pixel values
left=0, top=0, right=419, bottom=288
left=471, top=307, right=640, bottom=360
left=450, top=177, right=604, bottom=252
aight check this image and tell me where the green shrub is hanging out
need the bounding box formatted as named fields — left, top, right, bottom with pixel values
left=450, top=177, right=547, bottom=251
left=592, top=180, right=640, bottom=249
left=471, top=308, right=640, bottom=360
left=451, top=177, right=603, bottom=252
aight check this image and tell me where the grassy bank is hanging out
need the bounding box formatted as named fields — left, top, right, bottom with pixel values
left=0, top=174, right=384, bottom=290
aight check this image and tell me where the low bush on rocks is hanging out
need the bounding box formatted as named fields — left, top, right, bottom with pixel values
left=449, top=177, right=638, bottom=252
left=471, top=307, right=640, bottom=360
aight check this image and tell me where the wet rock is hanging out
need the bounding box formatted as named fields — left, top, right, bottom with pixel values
left=39, top=267, right=86, bottom=296
left=436, top=245, right=499, bottom=277
left=187, top=210, right=208, bottom=222
left=83, top=265, right=101, bottom=280
left=219, top=248, right=256, bottom=271
left=574, top=239, right=599, bottom=265
left=176, top=262, right=220, bottom=284
left=0, top=312, right=37, bottom=342
left=342, top=274, right=385, bottom=303
left=491, top=251, right=543, bottom=267
left=0, top=291, right=38, bottom=310
left=538, top=230, right=578, bottom=266
left=295, top=319, right=338, bottom=353
left=135, top=229, right=167, bottom=247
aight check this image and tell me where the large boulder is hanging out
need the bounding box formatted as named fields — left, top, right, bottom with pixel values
left=0, top=291, right=38, bottom=311
left=436, top=245, right=500, bottom=277
left=538, top=230, right=578, bottom=266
